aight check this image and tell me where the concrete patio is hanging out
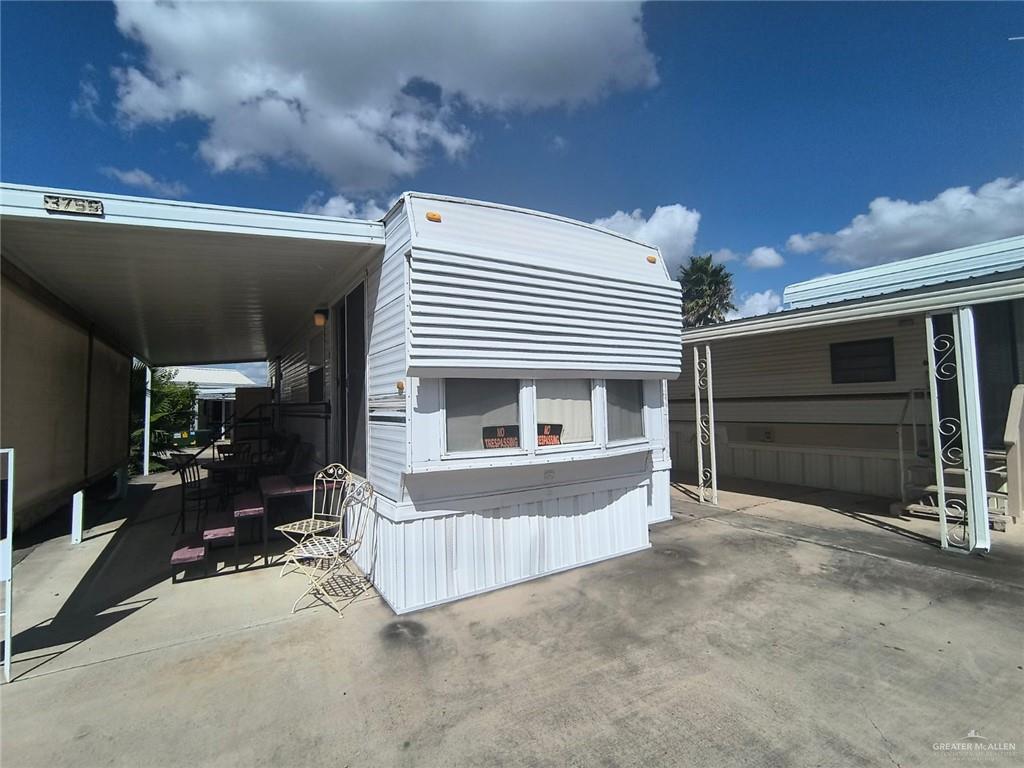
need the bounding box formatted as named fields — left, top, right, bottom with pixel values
left=3, top=473, right=1022, bottom=767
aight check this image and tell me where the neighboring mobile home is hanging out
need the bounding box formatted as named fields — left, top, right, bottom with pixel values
left=171, top=365, right=258, bottom=438
left=0, top=184, right=681, bottom=614
left=672, top=237, right=1024, bottom=553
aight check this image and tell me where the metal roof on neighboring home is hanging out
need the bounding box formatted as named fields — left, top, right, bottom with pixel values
left=783, top=236, right=1024, bottom=309
left=170, top=366, right=257, bottom=388
left=170, top=366, right=260, bottom=399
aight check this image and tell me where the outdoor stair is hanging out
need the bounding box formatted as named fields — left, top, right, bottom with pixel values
left=901, top=447, right=1015, bottom=532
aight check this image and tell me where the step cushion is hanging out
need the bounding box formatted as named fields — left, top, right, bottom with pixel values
left=171, top=534, right=206, bottom=566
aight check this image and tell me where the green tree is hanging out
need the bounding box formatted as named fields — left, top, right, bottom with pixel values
left=678, top=253, right=737, bottom=327
left=129, top=362, right=198, bottom=473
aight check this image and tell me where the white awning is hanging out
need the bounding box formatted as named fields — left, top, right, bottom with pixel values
left=1, top=184, right=384, bottom=365
left=682, top=268, right=1024, bottom=344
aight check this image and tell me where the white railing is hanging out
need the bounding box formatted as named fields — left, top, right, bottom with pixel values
left=1003, top=385, right=1024, bottom=522
left=896, top=389, right=929, bottom=504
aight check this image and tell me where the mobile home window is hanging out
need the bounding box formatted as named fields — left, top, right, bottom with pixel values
left=445, top=379, right=521, bottom=453
left=536, top=379, right=593, bottom=446
left=830, top=337, right=896, bottom=384
left=606, top=379, right=645, bottom=442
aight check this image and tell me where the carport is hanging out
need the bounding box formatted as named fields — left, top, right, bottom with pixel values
left=0, top=181, right=384, bottom=533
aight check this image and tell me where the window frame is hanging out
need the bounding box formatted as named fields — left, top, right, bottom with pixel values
left=533, top=378, right=600, bottom=455
left=604, top=378, right=648, bottom=447
left=829, top=337, right=896, bottom=384
left=440, top=378, right=530, bottom=460
left=435, top=376, right=652, bottom=464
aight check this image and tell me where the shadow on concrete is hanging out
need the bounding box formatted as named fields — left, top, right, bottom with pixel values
left=10, top=479, right=297, bottom=680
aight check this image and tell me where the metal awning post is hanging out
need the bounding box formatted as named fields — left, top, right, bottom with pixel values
left=693, top=345, right=718, bottom=505
left=955, top=306, right=991, bottom=552
left=142, top=365, right=152, bottom=477
left=925, top=308, right=991, bottom=552
left=1, top=448, right=14, bottom=683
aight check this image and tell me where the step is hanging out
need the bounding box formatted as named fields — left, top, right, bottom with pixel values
left=942, top=467, right=1008, bottom=478
left=905, top=503, right=1012, bottom=521
left=920, top=484, right=1007, bottom=500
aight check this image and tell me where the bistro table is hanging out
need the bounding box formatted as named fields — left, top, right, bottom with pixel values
left=198, top=455, right=254, bottom=494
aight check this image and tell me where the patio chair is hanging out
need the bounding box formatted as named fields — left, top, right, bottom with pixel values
left=287, top=478, right=374, bottom=615
left=170, top=452, right=223, bottom=534
left=275, top=463, right=352, bottom=577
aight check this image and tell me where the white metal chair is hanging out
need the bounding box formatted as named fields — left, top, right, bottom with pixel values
left=287, top=478, right=374, bottom=615
left=274, top=463, right=351, bottom=577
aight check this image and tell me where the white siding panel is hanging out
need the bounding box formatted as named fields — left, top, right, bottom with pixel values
left=351, top=478, right=651, bottom=614
left=366, top=202, right=411, bottom=500
left=408, top=250, right=681, bottom=376
left=405, top=193, right=669, bottom=283
left=671, top=316, right=927, bottom=403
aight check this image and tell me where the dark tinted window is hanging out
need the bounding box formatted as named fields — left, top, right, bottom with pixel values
left=830, top=337, right=896, bottom=384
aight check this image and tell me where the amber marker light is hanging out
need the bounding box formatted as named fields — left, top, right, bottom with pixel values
left=426, top=211, right=442, bottom=222
left=646, top=255, right=658, bottom=264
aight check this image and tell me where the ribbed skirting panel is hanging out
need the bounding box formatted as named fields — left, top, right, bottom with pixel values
left=351, top=483, right=651, bottom=614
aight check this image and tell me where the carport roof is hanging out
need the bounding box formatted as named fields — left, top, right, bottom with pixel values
left=0, top=183, right=385, bottom=366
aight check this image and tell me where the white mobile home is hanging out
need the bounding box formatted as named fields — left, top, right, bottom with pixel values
left=274, top=193, right=681, bottom=613
left=0, top=185, right=681, bottom=614
left=673, top=237, right=1024, bottom=553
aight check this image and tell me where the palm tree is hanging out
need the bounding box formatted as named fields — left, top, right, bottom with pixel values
left=678, top=254, right=736, bottom=327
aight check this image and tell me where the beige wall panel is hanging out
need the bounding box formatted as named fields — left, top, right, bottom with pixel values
left=1, top=278, right=89, bottom=518
left=87, top=337, right=130, bottom=477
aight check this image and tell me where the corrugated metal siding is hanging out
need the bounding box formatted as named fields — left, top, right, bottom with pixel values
left=352, top=481, right=651, bottom=614
left=407, top=249, right=681, bottom=376
left=278, top=345, right=310, bottom=404
left=366, top=204, right=411, bottom=500
left=401, top=194, right=682, bottom=378
left=784, top=236, right=1024, bottom=309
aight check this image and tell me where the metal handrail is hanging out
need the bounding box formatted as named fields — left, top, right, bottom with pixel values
left=896, top=388, right=930, bottom=504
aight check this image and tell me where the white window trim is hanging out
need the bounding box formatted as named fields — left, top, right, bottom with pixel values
left=533, top=378, right=600, bottom=455
left=435, top=376, right=652, bottom=466
left=440, top=378, right=529, bottom=460
left=604, top=378, right=648, bottom=447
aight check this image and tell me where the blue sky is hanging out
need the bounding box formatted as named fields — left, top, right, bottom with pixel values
left=2, top=1, right=1022, bottom=353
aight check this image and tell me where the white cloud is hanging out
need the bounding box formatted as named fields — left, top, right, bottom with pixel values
left=100, top=166, right=188, bottom=198
left=787, top=177, right=1024, bottom=266
left=302, top=191, right=392, bottom=221
left=745, top=246, right=785, bottom=269
left=593, top=204, right=701, bottom=276
left=71, top=68, right=102, bottom=124
left=710, top=248, right=739, bottom=264
left=726, top=290, right=783, bottom=320
left=111, top=2, right=657, bottom=193
left=549, top=135, right=569, bottom=154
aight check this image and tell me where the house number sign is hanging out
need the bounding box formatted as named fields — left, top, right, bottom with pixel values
left=43, top=195, right=104, bottom=216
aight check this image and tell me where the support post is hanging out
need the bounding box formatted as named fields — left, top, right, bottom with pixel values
left=705, top=345, right=719, bottom=506
left=1, top=448, right=14, bottom=683
left=693, top=347, right=705, bottom=503
left=693, top=346, right=718, bottom=505
left=71, top=489, right=84, bottom=545
left=925, top=314, right=950, bottom=549
left=955, top=306, right=991, bottom=552
left=142, top=365, right=152, bottom=477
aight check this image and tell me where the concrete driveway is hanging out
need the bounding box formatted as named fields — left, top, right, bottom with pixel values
left=3, top=477, right=1022, bottom=767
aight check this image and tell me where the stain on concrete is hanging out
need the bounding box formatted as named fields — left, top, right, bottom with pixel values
left=380, top=620, right=428, bottom=645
